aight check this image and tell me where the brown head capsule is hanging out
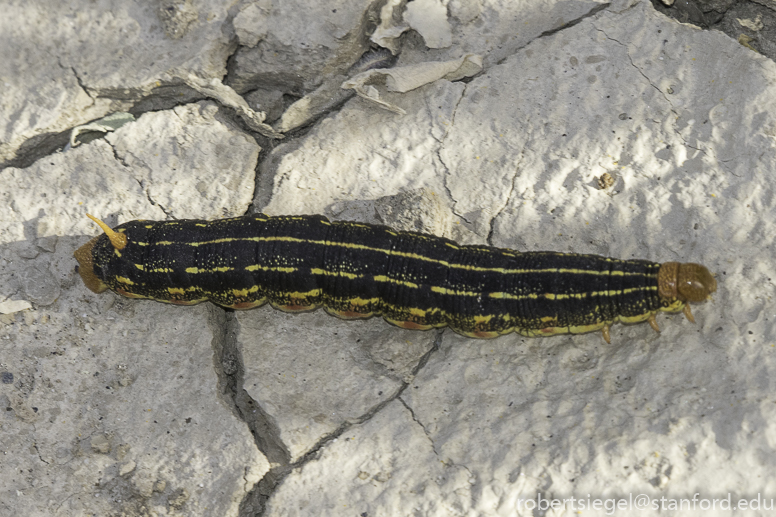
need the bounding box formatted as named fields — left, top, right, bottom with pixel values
left=658, top=262, right=717, bottom=303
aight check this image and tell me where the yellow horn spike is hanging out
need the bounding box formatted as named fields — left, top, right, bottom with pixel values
left=86, top=213, right=127, bottom=250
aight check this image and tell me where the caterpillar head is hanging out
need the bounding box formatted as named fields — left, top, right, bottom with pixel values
left=74, top=214, right=127, bottom=294
left=658, top=262, right=717, bottom=303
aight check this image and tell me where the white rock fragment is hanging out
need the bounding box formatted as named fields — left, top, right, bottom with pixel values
left=403, top=0, right=453, bottom=49
left=179, top=74, right=283, bottom=138
left=259, top=79, right=463, bottom=217
left=274, top=75, right=352, bottom=133
left=264, top=401, right=473, bottom=515
left=119, top=460, right=136, bottom=476
left=448, top=0, right=481, bottom=24
left=233, top=2, right=271, bottom=48
left=342, top=54, right=482, bottom=113
left=0, top=1, right=235, bottom=163
left=106, top=101, right=260, bottom=220
left=67, top=112, right=135, bottom=149
left=737, top=14, right=764, bottom=31
left=238, top=307, right=434, bottom=461
left=371, top=0, right=409, bottom=53
left=227, top=0, right=372, bottom=93
left=2, top=139, right=167, bottom=241
left=0, top=300, right=32, bottom=315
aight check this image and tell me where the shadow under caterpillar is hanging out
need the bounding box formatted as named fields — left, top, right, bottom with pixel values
left=74, top=213, right=716, bottom=343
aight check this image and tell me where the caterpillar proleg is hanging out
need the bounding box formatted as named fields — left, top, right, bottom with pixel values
left=74, top=213, right=716, bottom=343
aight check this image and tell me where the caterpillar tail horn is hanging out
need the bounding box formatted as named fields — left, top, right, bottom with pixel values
left=86, top=214, right=127, bottom=250
left=73, top=214, right=123, bottom=294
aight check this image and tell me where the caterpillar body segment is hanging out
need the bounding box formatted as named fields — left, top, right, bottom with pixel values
left=74, top=213, right=716, bottom=342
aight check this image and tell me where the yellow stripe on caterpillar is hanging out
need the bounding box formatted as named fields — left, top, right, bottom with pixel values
left=146, top=235, right=655, bottom=278
left=185, top=266, right=234, bottom=274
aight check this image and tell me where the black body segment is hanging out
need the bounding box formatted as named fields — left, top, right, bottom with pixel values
left=84, top=213, right=677, bottom=338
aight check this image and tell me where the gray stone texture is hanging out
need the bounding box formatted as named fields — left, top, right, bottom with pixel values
left=0, top=0, right=236, bottom=166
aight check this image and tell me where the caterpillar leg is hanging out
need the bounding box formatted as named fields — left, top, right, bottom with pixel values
left=270, top=300, right=319, bottom=313
left=383, top=317, right=434, bottom=331
left=647, top=313, right=660, bottom=333
left=683, top=304, right=695, bottom=323
left=325, top=306, right=375, bottom=320
left=602, top=324, right=611, bottom=344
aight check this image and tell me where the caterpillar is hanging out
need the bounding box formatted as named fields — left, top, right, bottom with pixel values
left=74, top=213, right=716, bottom=343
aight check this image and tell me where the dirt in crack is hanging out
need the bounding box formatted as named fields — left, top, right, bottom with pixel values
left=206, top=305, right=291, bottom=516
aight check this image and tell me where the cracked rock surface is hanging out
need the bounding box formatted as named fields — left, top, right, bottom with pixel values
left=2, top=0, right=776, bottom=516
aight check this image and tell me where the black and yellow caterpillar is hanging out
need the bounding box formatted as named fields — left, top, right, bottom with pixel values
left=74, top=213, right=716, bottom=343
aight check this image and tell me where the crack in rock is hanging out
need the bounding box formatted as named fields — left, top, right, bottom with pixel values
left=106, top=140, right=131, bottom=169
left=398, top=395, right=479, bottom=511
left=209, top=308, right=290, bottom=465
left=493, top=2, right=613, bottom=66
left=56, top=59, right=96, bottom=107
left=597, top=28, right=674, bottom=105
left=440, top=3, right=612, bottom=231
left=69, top=67, right=94, bottom=103
left=434, top=79, right=474, bottom=226
left=32, top=441, right=50, bottom=465
left=486, top=160, right=520, bottom=248
left=438, top=150, right=471, bottom=225
left=236, top=329, right=443, bottom=516
left=397, top=395, right=439, bottom=456
left=597, top=26, right=709, bottom=158
left=206, top=306, right=290, bottom=516
left=135, top=176, right=172, bottom=218
left=534, top=2, right=613, bottom=40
